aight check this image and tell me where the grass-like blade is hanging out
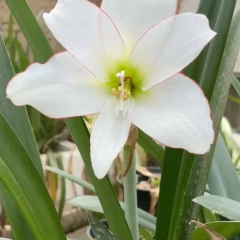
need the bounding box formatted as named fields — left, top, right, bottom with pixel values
left=0, top=112, right=66, bottom=240
left=170, top=4, right=239, bottom=240
left=208, top=134, right=240, bottom=201
left=0, top=30, right=44, bottom=239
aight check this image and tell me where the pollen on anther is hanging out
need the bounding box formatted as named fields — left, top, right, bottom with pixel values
left=112, top=88, right=117, bottom=95
left=125, top=91, right=131, bottom=99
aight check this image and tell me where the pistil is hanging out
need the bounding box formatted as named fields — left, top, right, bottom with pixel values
left=112, top=70, right=134, bottom=116
left=116, top=70, right=125, bottom=98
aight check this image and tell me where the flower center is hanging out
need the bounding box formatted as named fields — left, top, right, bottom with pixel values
left=112, top=70, right=134, bottom=116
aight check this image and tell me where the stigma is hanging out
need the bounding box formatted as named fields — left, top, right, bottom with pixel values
left=112, top=70, right=134, bottom=116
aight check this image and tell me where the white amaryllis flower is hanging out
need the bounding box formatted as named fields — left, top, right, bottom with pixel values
left=6, top=0, right=216, bottom=179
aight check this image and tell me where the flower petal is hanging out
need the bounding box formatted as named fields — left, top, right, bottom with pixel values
left=101, top=0, right=177, bottom=52
left=43, top=0, right=127, bottom=80
left=6, top=52, right=108, bottom=118
left=91, top=98, right=133, bottom=179
left=132, top=74, right=214, bottom=154
left=131, top=13, right=216, bottom=90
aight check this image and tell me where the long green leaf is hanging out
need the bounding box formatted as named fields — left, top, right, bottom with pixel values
left=155, top=0, right=222, bottom=238
left=44, top=165, right=96, bottom=193
left=5, top=0, right=133, bottom=238
left=0, top=35, right=42, bottom=179
left=171, top=5, right=239, bottom=240
left=66, top=118, right=133, bottom=239
left=0, top=186, right=35, bottom=240
left=202, top=207, right=220, bottom=223
left=56, top=155, right=66, bottom=219
left=69, top=195, right=156, bottom=231
left=139, top=226, right=154, bottom=240
left=193, top=195, right=240, bottom=221
left=1, top=19, right=65, bottom=239
left=46, top=151, right=66, bottom=218
left=0, top=112, right=66, bottom=240
left=156, top=0, right=238, bottom=239
left=208, top=134, right=240, bottom=201
left=155, top=148, right=183, bottom=239
left=0, top=31, right=43, bottom=239
left=46, top=166, right=156, bottom=225
left=5, top=0, right=48, bottom=140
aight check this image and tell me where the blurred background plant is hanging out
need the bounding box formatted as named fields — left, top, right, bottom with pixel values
left=1, top=13, right=67, bottom=153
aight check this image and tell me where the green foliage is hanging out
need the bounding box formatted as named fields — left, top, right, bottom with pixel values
left=3, top=14, right=65, bottom=151
left=0, top=32, right=66, bottom=239
left=156, top=1, right=239, bottom=239
left=4, top=15, right=30, bottom=73
left=44, top=165, right=96, bottom=193
left=208, top=134, right=240, bottom=201
left=193, top=195, right=240, bottom=221
left=68, top=195, right=156, bottom=231
left=66, top=118, right=133, bottom=239
left=46, top=151, right=66, bottom=218
left=191, top=221, right=240, bottom=240
left=139, top=226, right=154, bottom=240
left=5, top=0, right=53, bottom=63
left=1, top=0, right=240, bottom=239
left=3, top=0, right=133, bottom=237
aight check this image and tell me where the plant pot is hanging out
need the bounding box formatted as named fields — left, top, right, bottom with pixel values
left=86, top=219, right=145, bottom=239
left=86, top=219, right=109, bottom=239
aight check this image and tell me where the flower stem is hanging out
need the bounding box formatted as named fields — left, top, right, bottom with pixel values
left=123, top=144, right=139, bottom=240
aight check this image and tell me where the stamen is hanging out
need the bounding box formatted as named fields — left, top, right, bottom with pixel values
left=113, top=70, right=133, bottom=116
left=112, top=88, right=117, bottom=96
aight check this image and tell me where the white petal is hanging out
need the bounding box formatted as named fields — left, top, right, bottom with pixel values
left=43, top=0, right=127, bottom=80
left=6, top=52, right=108, bottom=118
left=91, top=98, right=133, bottom=179
left=101, top=0, right=177, bottom=52
left=132, top=74, right=214, bottom=154
left=131, top=13, right=216, bottom=90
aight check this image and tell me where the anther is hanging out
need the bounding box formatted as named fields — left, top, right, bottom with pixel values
left=112, top=88, right=117, bottom=95
left=113, top=70, right=133, bottom=116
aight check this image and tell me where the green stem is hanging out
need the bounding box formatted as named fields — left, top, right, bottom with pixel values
left=123, top=145, right=139, bottom=240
